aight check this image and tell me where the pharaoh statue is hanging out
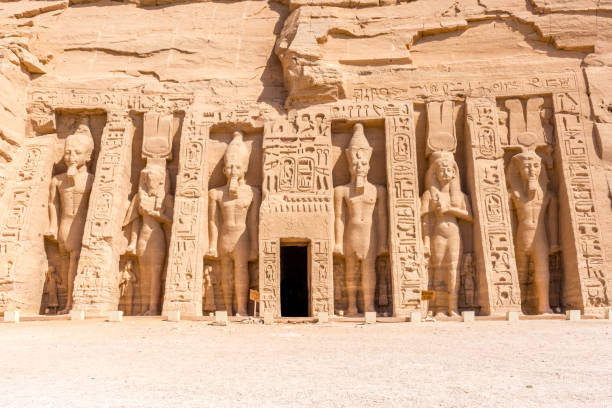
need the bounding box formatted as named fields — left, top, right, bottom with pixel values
left=421, top=152, right=472, bottom=317
left=507, top=150, right=559, bottom=314
left=123, top=162, right=173, bottom=315
left=333, top=123, right=388, bottom=316
left=45, top=119, right=95, bottom=314
left=207, top=131, right=260, bottom=316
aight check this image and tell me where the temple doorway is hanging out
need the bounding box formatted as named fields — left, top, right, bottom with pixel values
left=280, top=245, right=309, bottom=317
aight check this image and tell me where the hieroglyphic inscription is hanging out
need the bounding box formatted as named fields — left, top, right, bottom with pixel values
left=311, top=239, right=333, bottom=314
left=385, top=104, right=424, bottom=316
left=72, top=111, right=134, bottom=314
left=262, top=112, right=332, bottom=213
left=259, top=239, right=280, bottom=316
left=0, top=139, right=54, bottom=313
left=552, top=92, right=610, bottom=310
left=351, top=72, right=577, bottom=102
left=162, top=116, right=208, bottom=316
left=465, top=98, right=521, bottom=315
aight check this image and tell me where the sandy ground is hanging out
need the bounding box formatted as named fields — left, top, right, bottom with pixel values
left=0, top=318, right=611, bottom=408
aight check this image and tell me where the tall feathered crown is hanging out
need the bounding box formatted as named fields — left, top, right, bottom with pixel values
left=224, top=130, right=250, bottom=170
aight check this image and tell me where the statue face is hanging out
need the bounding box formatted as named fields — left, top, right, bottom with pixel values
left=143, top=169, right=165, bottom=193
left=518, top=157, right=541, bottom=182
left=64, top=138, right=91, bottom=168
left=224, top=161, right=245, bottom=180
left=348, top=149, right=370, bottom=179
left=436, top=160, right=455, bottom=184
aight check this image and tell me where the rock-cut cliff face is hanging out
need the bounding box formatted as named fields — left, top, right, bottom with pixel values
left=1, top=0, right=612, bottom=316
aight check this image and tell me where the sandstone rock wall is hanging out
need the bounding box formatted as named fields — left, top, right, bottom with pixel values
left=1, top=0, right=611, bottom=317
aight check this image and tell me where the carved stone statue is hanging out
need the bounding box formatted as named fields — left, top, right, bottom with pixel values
left=461, top=253, right=476, bottom=308
left=421, top=152, right=472, bottom=317
left=45, top=119, right=95, bottom=314
left=203, top=264, right=216, bottom=313
left=507, top=151, right=559, bottom=314
left=207, top=131, right=260, bottom=316
left=333, top=123, right=388, bottom=316
left=123, top=162, right=173, bottom=315
left=43, top=265, right=62, bottom=314
left=119, top=259, right=138, bottom=316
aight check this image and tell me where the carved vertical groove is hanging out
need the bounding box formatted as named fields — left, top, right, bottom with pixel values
left=552, top=92, right=610, bottom=312
left=465, top=97, right=521, bottom=315
left=385, top=104, right=424, bottom=317
left=162, top=116, right=208, bottom=316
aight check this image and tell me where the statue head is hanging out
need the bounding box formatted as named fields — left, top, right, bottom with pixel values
left=140, top=162, right=169, bottom=198
left=425, top=151, right=462, bottom=207
left=430, top=152, right=457, bottom=185
left=346, top=123, right=372, bottom=191
left=513, top=151, right=541, bottom=191
left=224, top=131, right=250, bottom=197
left=64, top=120, right=94, bottom=176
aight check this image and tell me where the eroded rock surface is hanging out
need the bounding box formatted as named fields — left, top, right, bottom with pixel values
left=0, top=0, right=611, bottom=318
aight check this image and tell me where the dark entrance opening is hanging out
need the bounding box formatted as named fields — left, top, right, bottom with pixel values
left=280, top=245, right=309, bottom=317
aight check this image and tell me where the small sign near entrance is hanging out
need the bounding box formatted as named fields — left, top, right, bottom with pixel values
left=421, top=290, right=435, bottom=301
left=249, top=289, right=260, bottom=302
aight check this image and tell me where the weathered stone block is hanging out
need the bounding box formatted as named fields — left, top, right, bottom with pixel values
left=167, top=310, right=180, bottom=322
left=566, top=310, right=581, bottom=321
left=365, top=312, right=376, bottom=324
left=409, top=311, right=422, bottom=323
left=70, top=310, right=85, bottom=321
left=215, top=311, right=229, bottom=325
left=108, top=311, right=123, bottom=322
left=318, top=311, right=329, bottom=323
left=506, top=311, right=520, bottom=322
left=461, top=311, right=475, bottom=322
left=4, top=310, right=19, bottom=323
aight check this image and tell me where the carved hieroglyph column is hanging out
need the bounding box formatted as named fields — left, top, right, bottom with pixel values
left=72, top=111, right=134, bottom=314
left=552, top=92, right=611, bottom=313
left=162, top=115, right=208, bottom=316
left=385, top=105, right=425, bottom=317
left=465, top=98, right=521, bottom=315
left=0, top=137, right=56, bottom=314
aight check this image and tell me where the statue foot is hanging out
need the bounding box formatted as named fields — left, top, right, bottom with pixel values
left=58, top=308, right=70, bottom=315
left=435, top=312, right=447, bottom=318
left=449, top=310, right=460, bottom=317
left=143, top=309, right=158, bottom=316
left=538, top=308, right=554, bottom=315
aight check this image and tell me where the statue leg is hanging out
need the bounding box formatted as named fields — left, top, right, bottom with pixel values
left=446, top=233, right=462, bottom=316
left=220, top=255, right=234, bottom=316
left=430, top=235, right=446, bottom=316
left=345, top=255, right=358, bottom=316
left=60, top=250, right=78, bottom=314
left=145, top=262, right=162, bottom=315
left=515, top=250, right=529, bottom=308
left=234, top=254, right=249, bottom=316
left=533, top=248, right=553, bottom=314
left=362, top=254, right=376, bottom=314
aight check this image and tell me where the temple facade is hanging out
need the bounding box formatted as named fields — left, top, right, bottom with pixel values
left=1, top=1, right=611, bottom=319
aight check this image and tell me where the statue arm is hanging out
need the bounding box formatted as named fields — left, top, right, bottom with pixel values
left=46, top=178, right=59, bottom=240
left=123, top=195, right=140, bottom=254
left=447, top=194, right=473, bottom=222
left=207, top=190, right=219, bottom=258
left=247, top=187, right=261, bottom=261
left=420, top=191, right=432, bottom=257
left=548, top=192, right=560, bottom=252
left=376, top=185, right=388, bottom=255
left=333, top=186, right=345, bottom=256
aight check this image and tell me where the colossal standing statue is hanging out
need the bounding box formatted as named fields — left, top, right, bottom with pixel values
left=333, top=123, right=388, bottom=316
left=507, top=151, right=559, bottom=314
left=421, top=152, right=472, bottom=317
left=45, top=119, right=95, bottom=314
left=207, top=131, right=260, bottom=316
left=123, top=163, right=173, bottom=315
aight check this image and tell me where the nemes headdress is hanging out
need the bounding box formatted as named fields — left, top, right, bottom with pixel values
left=224, top=130, right=250, bottom=170
left=347, top=123, right=372, bottom=161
